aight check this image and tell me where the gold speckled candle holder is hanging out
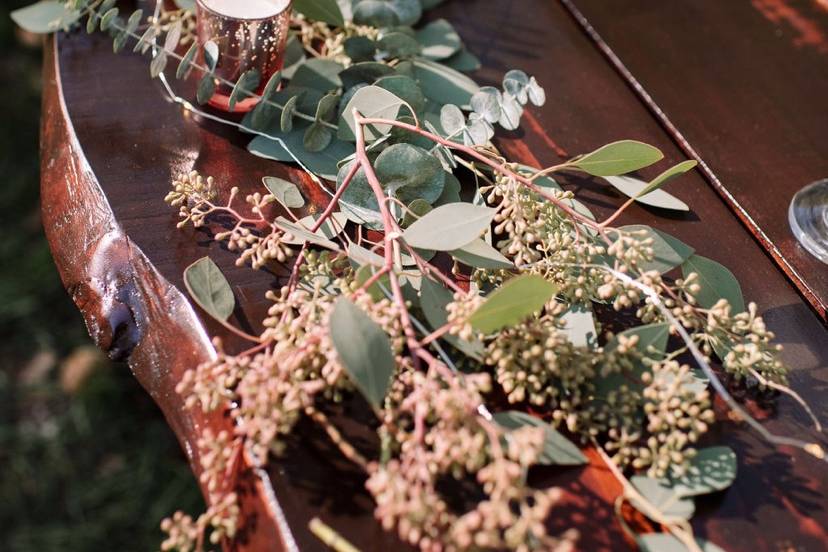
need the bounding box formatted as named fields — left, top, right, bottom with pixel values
left=196, top=0, right=292, bottom=112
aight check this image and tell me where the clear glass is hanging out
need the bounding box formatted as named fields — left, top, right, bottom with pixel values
left=789, top=178, right=828, bottom=264
left=195, top=0, right=292, bottom=112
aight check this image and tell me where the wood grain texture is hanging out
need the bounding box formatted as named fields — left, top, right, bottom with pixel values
left=40, top=1, right=828, bottom=550
left=564, top=0, right=828, bottom=320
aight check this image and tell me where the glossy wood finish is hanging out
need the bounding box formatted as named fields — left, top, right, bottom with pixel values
left=41, top=1, right=828, bottom=550
left=565, top=0, right=828, bottom=320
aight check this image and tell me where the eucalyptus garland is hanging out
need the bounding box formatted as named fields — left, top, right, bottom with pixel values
left=13, top=1, right=826, bottom=551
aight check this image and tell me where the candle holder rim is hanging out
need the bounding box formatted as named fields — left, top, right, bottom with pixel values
left=195, top=0, right=293, bottom=22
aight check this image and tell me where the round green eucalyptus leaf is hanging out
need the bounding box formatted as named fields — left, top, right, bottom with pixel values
left=248, top=123, right=354, bottom=182
left=471, top=86, right=503, bottom=124
left=374, top=75, right=425, bottom=113
left=416, top=18, right=462, bottom=60
left=443, top=48, right=481, bottom=72
left=344, top=36, right=377, bottom=63
left=304, top=122, right=334, bottom=152
left=290, top=58, right=344, bottom=92
left=339, top=85, right=407, bottom=142
left=378, top=31, right=422, bottom=58
left=412, top=58, right=480, bottom=107
left=440, top=104, right=466, bottom=135
left=293, top=0, right=345, bottom=27
left=374, top=143, right=445, bottom=205
left=196, top=74, right=217, bottom=105
left=503, top=69, right=530, bottom=104
left=339, top=61, right=396, bottom=91
left=434, top=171, right=461, bottom=205
left=401, top=199, right=433, bottom=228
left=337, top=161, right=383, bottom=227
left=353, top=0, right=422, bottom=27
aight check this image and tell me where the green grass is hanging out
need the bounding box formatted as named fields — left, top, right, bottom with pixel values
left=0, top=2, right=203, bottom=550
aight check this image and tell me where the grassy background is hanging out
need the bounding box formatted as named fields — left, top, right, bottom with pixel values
left=0, top=2, right=202, bottom=550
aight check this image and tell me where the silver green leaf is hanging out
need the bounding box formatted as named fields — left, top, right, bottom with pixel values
left=416, top=18, right=462, bottom=61
left=347, top=242, right=385, bottom=267
left=606, top=322, right=671, bottom=358
left=374, top=75, right=425, bottom=113
left=420, top=278, right=485, bottom=361
left=290, top=58, right=343, bottom=92
left=637, top=534, right=725, bottom=552
left=403, top=203, right=496, bottom=251
left=439, top=104, right=466, bottom=135
left=176, top=42, right=198, bottom=80
left=412, top=58, right=480, bottom=107
left=378, top=31, right=421, bottom=58
left=293, top=0, right=345, bottom=26
left=329, top=298, right=396, bottom=409
left=604, top=175, right=690, bottom=212
left=304, top=122, right=334, bottom=152
left=559, top=304, right=597, bottom=349
left=12, top=1, right=80, bottom=33
left=280, top=94, right=300, bottom=132
left=248, top=123, right=354, bottom=182
left=339, top=85, right=407, bottom=142
left=493, top=411, right=587, bottom=465
left=574, top=140, right=664, bottom=177
left=134, top=26, right=158, bottom=53
left=468, top=275, right=558, bottom=334
left=229, top=69, right=261, bottom=112
left=125, top=9, right=143, bottom=34
left=164, top=19, right=182, bottom=52
left=619, top=225, right=695, bottom=274
left=443, top=48, right=481, bottom=72
left=526, top=76, right=546, bottom=106
left=681, top=254, right=746, bottom=312
left=502, top=69, right=530, bottom=104
left=184, top=257, right=235, bottom=322
left=203, top=40, right=219, bottom=71
left=262, top=176, right=305, bottom=209
left=629, top=476, right=695, bottom=521
left=470, top=86, right=502, bottom=124
left=668, top=446, right=737, bottom=498
left=315, top=93, right=340, bottom=122
left=196, top=74, right=216, bottom=105
left=638, top=160, right=698, bottom=197
left=497, top=93, right=523, bottom=131
left=281, top=213, right=349, bottom=246
left=352, top=0, right=422, bottom=27
left=344, top=36, right=376, bottom=62
left=150, top=51, right=168, bottom=79
left=450, top=239, right=514, bottom=270
left=273, top=217, right=340, bottom=251
left=100, top=7, right=118, bottom=31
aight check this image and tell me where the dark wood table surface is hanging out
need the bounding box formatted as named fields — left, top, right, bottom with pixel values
left=40, top=1, right=828, bottom=550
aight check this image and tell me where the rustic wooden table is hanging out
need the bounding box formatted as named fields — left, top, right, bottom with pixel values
left=40, top=1, right=828, bottom=550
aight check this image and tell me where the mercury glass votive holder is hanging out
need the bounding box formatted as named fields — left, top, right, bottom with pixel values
left=195, top=0, right=292, bottom=112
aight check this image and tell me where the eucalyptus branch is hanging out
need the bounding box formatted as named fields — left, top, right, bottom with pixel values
left=83, top=4, right=337, bottom=129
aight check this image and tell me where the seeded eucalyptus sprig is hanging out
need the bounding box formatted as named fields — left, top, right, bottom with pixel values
left=14, top=2, right=826, bottom=552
